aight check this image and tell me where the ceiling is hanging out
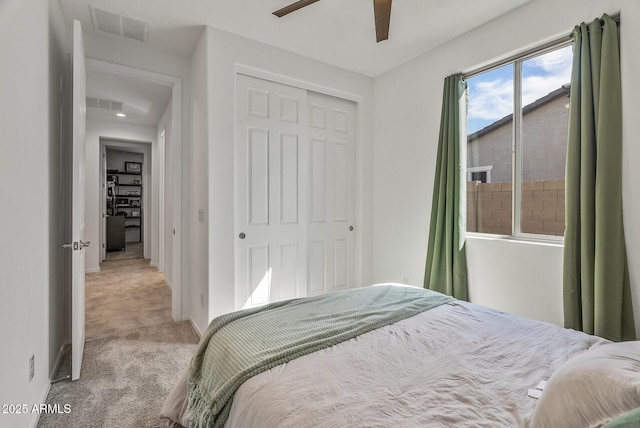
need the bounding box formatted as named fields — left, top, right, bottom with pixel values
left=58, top=0, right=532, bottom=126
left=86, top=68, right=172, bottom=126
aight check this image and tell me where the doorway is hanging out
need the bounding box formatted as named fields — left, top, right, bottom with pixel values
left=85, top=58, right=184, bottom=322
left=104, top=144, right=147, bottom=261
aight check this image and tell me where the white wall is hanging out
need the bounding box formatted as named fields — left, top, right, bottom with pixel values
left=47, top=0, right=68, bottom=392
left=189, top=27, right=375, bottom=333
left=372, top=0, right=640, bottom=330
left=85, top=120, right=155, bottom=272
left=0, top=0, right=67, bottom=426
left=189, top=29, right=210, bottom=334
left=620, top=0, right=640, bottom=336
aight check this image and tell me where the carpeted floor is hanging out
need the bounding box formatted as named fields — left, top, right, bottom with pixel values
left=85, top=259, right=172, bottom=338
left=39, top=259, right=199, bottom=428
left=105, top=242, right=144, bottom=261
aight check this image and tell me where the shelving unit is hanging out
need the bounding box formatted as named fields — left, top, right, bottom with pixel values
left=107, top=171, right=143, bottom=244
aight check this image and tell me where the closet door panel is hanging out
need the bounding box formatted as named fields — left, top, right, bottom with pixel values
left=306, top=92, right=357, bottom=295
left=236, top=75, right=307, bottom=309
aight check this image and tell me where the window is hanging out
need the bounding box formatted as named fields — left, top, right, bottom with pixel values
left=467, top=165, right=493, bottom=183
left=465, top=43, right=572, bottom=238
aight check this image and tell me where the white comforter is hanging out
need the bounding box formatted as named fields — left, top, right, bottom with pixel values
left=163, top=300, right=608, bottom=428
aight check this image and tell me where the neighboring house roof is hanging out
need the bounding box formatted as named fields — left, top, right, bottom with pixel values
left=468, top=84, right=571, bottom=140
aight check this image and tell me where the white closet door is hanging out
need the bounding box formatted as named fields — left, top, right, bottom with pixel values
left=306, top=92, right=356, bottom=296
left=235, top=75, right=308, bottom=309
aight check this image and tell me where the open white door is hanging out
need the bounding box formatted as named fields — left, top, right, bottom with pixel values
left=70, top=19, right=88, bottom=381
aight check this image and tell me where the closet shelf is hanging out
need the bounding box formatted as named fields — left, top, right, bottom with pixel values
left=107, top=165, right=143, bottom=244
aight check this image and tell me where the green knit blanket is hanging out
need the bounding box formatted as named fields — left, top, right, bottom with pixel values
left=187, top=285, right=454, bottom=427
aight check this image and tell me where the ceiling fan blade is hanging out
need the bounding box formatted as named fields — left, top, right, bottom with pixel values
left=273, top=0, right=321, bottom=18
left=373, top=0, right=392, bottom=42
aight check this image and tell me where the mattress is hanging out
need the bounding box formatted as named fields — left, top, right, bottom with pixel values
left=162, top=294, right=608, bottom=427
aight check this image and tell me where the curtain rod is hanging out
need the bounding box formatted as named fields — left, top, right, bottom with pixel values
left=462, top=13, right=620, bottom=80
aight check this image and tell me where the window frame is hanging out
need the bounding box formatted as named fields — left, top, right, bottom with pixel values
left=463, top=39, right=574, bottom=244
left=467, top=165, right=493, bottom=183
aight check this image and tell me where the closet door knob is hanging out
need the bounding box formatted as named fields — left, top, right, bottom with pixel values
left=239, top=232, right=246, bottom=239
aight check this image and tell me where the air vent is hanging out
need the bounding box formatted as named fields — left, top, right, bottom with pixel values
left=87, top=97, right=124, bottom=112
left=89, top=6, right=149, bottom=42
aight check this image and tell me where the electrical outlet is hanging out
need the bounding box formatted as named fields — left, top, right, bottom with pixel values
left=198, top=209, right=204, bottom=223
left=201, top=292, right=205, bottom=308
left=29, top=354, right=34, bottom=382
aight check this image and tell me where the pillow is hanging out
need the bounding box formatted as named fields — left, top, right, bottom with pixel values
left=602, top=407, right=640, bottom=428
left=530, top=341, right=640, bottom=428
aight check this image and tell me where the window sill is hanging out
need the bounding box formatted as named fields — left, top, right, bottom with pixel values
left=465, top=232, right=564, bottom=248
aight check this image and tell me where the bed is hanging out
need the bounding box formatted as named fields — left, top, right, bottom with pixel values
left=161, top=284, right=640, bottom=428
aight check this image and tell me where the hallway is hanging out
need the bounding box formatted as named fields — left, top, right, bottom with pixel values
left=103, top=242, right=144, bottom=262
left=85, top=258, right=172, bottom=338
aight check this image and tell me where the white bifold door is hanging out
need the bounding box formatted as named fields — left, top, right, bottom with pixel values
left=235, top=75, right=356, bottom=309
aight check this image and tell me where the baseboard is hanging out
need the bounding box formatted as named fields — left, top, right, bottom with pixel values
left=85, top=267, right=100, bottom=273
left=30, top=344, right=70, bottom=427
left=49, top=344, right=67, bottom=380
left=30, top=380, right=52, bottom=428
left=189, top=317, right=203, bottom=338
left=164, top=278, right=172, bottom=291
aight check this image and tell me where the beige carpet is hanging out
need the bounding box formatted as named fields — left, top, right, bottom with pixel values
left=39, top=322, right=198, bottom=428
left=39, top=259, right=199, bottom=427
left=105, top=242, right=144, bottom=262
left=86, top=258, right=172, bottom=338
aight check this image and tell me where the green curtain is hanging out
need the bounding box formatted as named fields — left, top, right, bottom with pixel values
left=424, top=74, right=468, bottom=300
left=563, top=14, right=635, bottom=342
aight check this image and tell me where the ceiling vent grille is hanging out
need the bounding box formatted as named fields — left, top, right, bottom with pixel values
left=87, top=97, right=124, bottom=112
left=89, top=6, right=149, bottom=42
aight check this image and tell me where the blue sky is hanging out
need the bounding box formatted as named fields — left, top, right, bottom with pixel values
left=467, top=45, right=573, bottom=134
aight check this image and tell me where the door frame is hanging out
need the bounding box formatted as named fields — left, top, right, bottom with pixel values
left=101, top=139, right=151, bottom=255
left=234, top=64, right=365, bottom=292
left=87, top=58, right=185, bottom=322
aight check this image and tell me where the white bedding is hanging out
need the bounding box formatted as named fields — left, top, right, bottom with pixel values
left=163, top=300, right=608, bottom=427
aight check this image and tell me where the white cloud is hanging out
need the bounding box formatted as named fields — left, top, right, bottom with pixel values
left=468, top=77, right=513, bottom=121
left=522, top=45, right=572, bottom=104
left=468, top=46, right=572, bottom=123
left=527, top=45, right=573, bottom=76
left=522, top=75, right=569, bottom=106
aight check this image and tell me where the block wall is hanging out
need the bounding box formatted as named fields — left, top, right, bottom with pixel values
left=467, top=179, right=565, bottom=236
